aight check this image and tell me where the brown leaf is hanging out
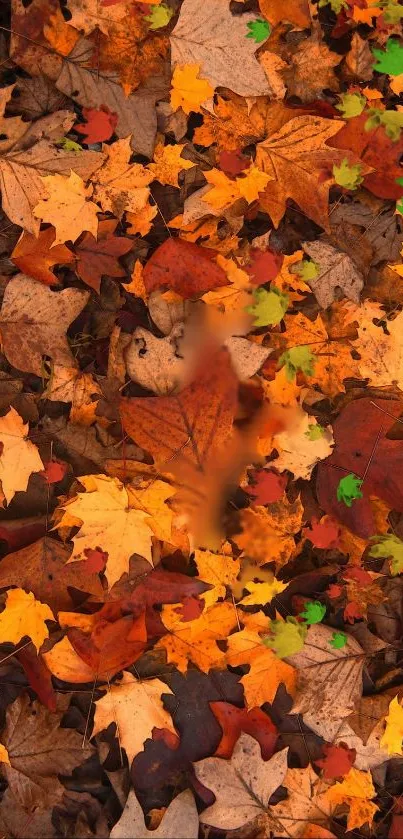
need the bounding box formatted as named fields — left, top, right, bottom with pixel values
left=74, top=223, right=133, bottom=293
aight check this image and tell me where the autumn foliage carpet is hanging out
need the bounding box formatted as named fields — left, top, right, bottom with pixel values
left=0, top=0, right=402, bottom=836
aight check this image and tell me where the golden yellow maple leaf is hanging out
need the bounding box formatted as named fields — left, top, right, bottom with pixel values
left=239, top=577, right=288, bottom=606
left=148, top=142, right=195, bottom=187
left=127, top=478, right=177, bottom=545
left=325, top=768, right=378, bottom=831
left=380, top=696, right=403, bottom=755
left=226, top=627, right=296, bottom=707
left=122, top=260, right=148, bottom=298
left=92, top=672, right=176, bottom=764
left=0, top=588, right=54, bottom=653
left=0, top=745, right=10, bottom=765
left=0, top=407, right=44, bottom=505
left=348, top=302, right=403, bottom=390
left=203, top=169, right=241, bottom=213
left=261, top=368, right=302, bottom=411
left=157, top=601, right=237, bottom=672
left=126, top=201, right=158, bottom=236
left=56, top=475, right=154, bottom=588
left=93, top=137, right=152, bottom=219
left=234, top=497, right=304, bottom=568
left=33, top=171, right=99, bottom=245
left=236, top=165, right=272, bottom=204
left=170, top=63, right=214, bottom=115
left=194, top=548, right=241, bottom=608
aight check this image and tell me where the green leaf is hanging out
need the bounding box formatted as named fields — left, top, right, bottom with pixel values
left=146, top=3, right=174, bottom=29
left=56, top=137, right=82, bottom=152
left=336, top=93, right=366, bottom=119
left=246, top=286, right=289, bottom=327
left=381, top=0, right=403, bottom=23
left=336, top=473, right=363, bottom=507
left=246, top=19, right=271, bottom=43
left=365, top=108, right=403, bottom=141
left=330, top=631, right=348, bottom=649
left=299, top=600, right=326, bottom=625
left=263, top=617, right=307, bottom=658
left=397, top=199, right=403, bottom=216
left=278, top=346, right=316, bottom=381
left=318, top=0, right=348, bottom=12
left=372, top=38, right=403, bottom=76
left=333, top=158, right=363, bottom=190
left=369, top=534, right=403, bottom=575
left=305, top=423, right=325, bottom=441
left=298, top=259, right=319, bottom=285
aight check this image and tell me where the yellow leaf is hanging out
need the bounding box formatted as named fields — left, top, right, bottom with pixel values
left=226, top=628, right=296, bottom=707
left=157, top=602, right=237, bottom=672
left=92, top=672, right=176, bottom=764
left=0, top=745, right=10, bottom=765
left=170, top=63, right=214, bottom=115
left=0, top=588, right=54, bottom=653
left=194, top=548, right=241, bottom=608
left=43, top=636, right=98, bottom=684
left=236, top=165, right=271, bottom=204
left=239, top=577, right=288, bottom=606
left=125, top=202, right=158, bottom=236
left=56, top=475, right=154, bottom=587
left=148, top=142, right=195, bottom=187
left=380, top=696, right=403, bottom=755
left=127, top=478, right=177, bottom=544
left=203, top=168, right=241, bottom=212
left=234, top=497, right=304, bottom=568
left=93, top=137, right=152, bottom=219
left=325, top=768, right=378, bottom=831
left=122, top=260, right=148, bottom=299
left=0, top=407, right=44, bottom=505
left=33, top=171, right=99, bottom=246
left=261, top=367, right=302, bottom=411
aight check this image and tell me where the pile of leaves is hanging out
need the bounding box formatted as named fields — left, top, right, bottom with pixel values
left=0, top=0, right=403, bottom=835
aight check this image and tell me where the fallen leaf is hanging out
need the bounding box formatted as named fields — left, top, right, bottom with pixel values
left=315, top=743, right=356, bottom=779
left=148, top=142, right=195, bottom=187
left=302, top=240, right=364, bottom=308
left=33, top=170, right=99, bottom=245
left=92, top=137, right=152, bottom=218
left=246, top=469, right=287, bottom=504
left=226, top=628, right=296, bottom=707
left=157, top=602, right=237, bottom=672
left=325, top=767, right=378, bottom=831
left=74, top=224, right=133, bottom=292
left=142, top=238, right=227, bottom=297
left=110, top=789, right=199, bottom=839
left=234, top=497, right=304, bottom=568
left=11, top=227, right=74, bottom=286
left=75, top=106, right=118, bottom=144
left=170, top=63, right=214, bottom=114
left=0, top=588, right=54, bottom=652
left=0, top=407, right=44, bottom=505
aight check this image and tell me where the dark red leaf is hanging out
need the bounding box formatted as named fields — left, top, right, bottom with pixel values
left=246, top=248, right=284, bottom=286
left=315, top=743, right=356, bottom=779
left=142, top=239, right=228, bottom=297
left=246, top=470, right=287, bottom=505
left=210, top=702, right=277, bottom=759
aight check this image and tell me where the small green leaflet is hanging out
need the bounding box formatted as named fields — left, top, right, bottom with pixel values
left=336, top=93, right=366, bottom=120
left=246, top=286, right=289, bottom=327
left=365, top=108, right=403, bottom=141
left=298, top=259, right=319, bottom=285
left=305, top=423, right=325, bottom=441
left=146, top=4, right=174, bottom=29
left=333, top=159, right=363, bottom=191
left=246, top=19, right=271, bottom=43
left=330, top=631, right=348, bottom=649
left=263, top=617, right=307, bottom=658
left=278, top=346, right=316, bottom=381
left=56, top=137, right=82, bottom=152
left=336, top=473, right=363, bottom=507
left=299, top=601, right=326, bottom=625
left=372, top=39, right=403, bottom=76
left=369, top=534, right=403, bottom=576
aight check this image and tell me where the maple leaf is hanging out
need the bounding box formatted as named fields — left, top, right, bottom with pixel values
left=269, top=764, right=334, bottom=838
left=333, top=158, right=364, bottom=190
left=0, top=274, right=89, bottom=376
left=246, top=469, right=287, bottom=504
left=170, top=64, right=214, bottom=115
left=303, top=516, right=341, bottom=549
left=380, top=696, right=403, bottom=755
left=146, top=4, right=175, bottom=30
left=210, top=703, right=277, bottom=759
left=157, top=602, right=238, bottom=672
left=110, top=790, right=198, bottom=839
left=315, top=743, right=356, bottom=779
left=75, top=106, right=118, bottom=144
left=264, top=617, right=307, bottom=658
left=0, top=694, right=92, bottom=809
left=330, top=112, right=403, bottom=200
left=255, top=115, right=348, bottom=229
left=226, top=628, right=296, bottom=707
left=0, top=407, right=44, bottom=505
left=279, top=346, right=316, bottom=380
left=74, top=220, right=133, bottom=292
left=234, top=497, right=304, bottom=568
left=372, top=38, right=403, bottom=75
left=33, top=170, right=99, bottom=245
left=239, top=577, right=288, bottom=606
left=0, top=588, right=54, bottom=652
left=300, top=600, right=326, bottom=625
left=337, top=473, right=363, bottom=506
left=92, top=671, right=176, bottom=764
left=148, top=142, right=194, bottom=187
left=170, top=0, right=271, bottom=99
left=369, top=533, right=403, bottom=575
left=270, top=409, right=334, bottom=481
left=11, top=227, right=74, bottom=286
left=56, top=475, right=154, bottom=587
left=195, top=548, right=240, bottom=608
left=325, top=767, right=378, bottom=831
left=195, top=734, right=289, bottom=831
left=203, top=168, right=242, bottom=212
left=237, top=165, right=272, bottom=203
left=348, top=303, right=403, bottom=389
left=142, top=238, right=227, bottom=297
left=92, top=137, right=152, bottom=218
left=247, top=286, right=289, bottom=326
left=282, top=33, right=342, bottom=104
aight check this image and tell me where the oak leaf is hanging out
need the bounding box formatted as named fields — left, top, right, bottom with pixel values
left=0, top=273, right=89, bottom=376
left=157, top=602, right=237, bottom=672
left=92, top=671, right=176, bottom=764
left=0, top=407, right=44, bottom=505
left=0, top=588, right=54, bottom=653
left=255, top=115, right=348, bottom=229
left=56, top=475, right=154, bottom=587
left=195, top=734, right=289, bottom=831
left=170, top=0, right=271, bottom=99
left=11, top=227, right=74, bottom=286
